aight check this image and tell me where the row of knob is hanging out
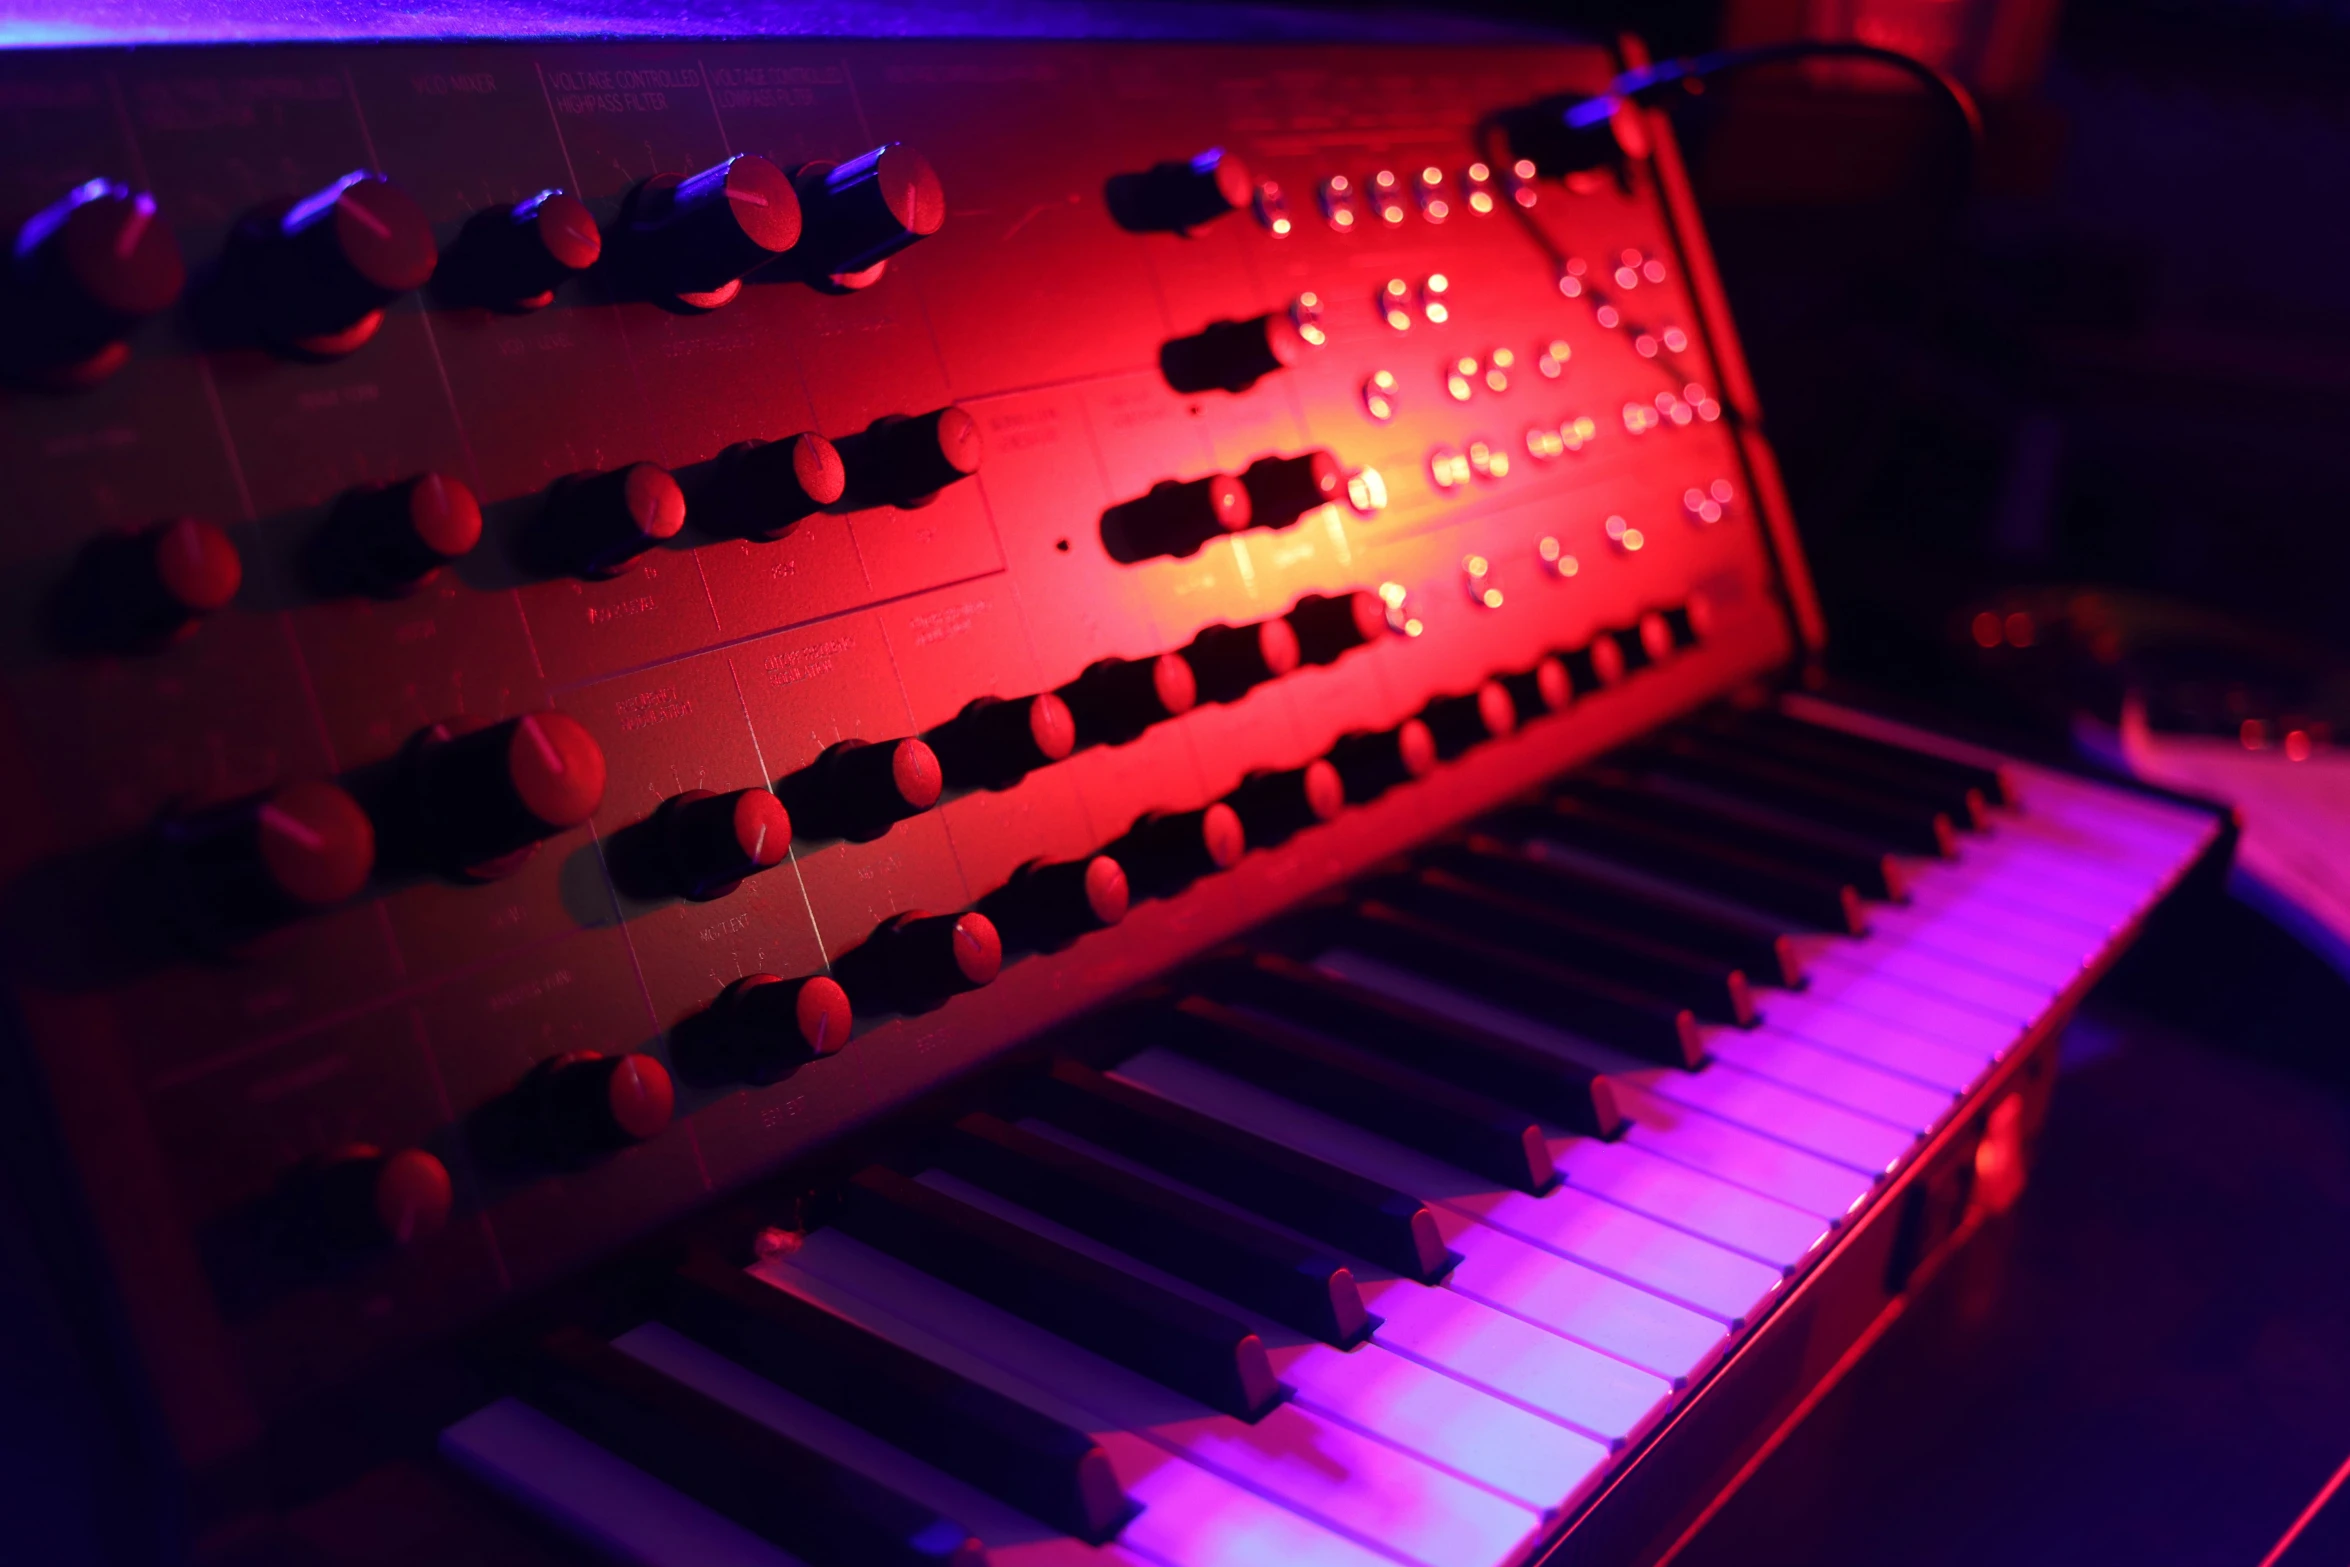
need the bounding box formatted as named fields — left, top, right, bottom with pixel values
left=2, top=145, right=943, bottom=380
left=295, top=593, right=1710, bottom=1255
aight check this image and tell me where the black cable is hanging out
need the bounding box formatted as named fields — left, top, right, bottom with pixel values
left=1595, top=40, right=1984, bottom=159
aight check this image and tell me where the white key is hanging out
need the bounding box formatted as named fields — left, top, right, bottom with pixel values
left=441, top=1398, right=809, bottom=1567
left=784, top=1230, right=1544, bottom=1567
left=1810, top=943, right=2054, bottom=1024
left=1546, top=1137, right=1830, bottom=1270
left=1443, top=1179, right=1783, bottom=1325
left=1761, top=974, right=2015, bottom=1060
left=1642, top=1062, right=1916, bottom=1174
left=1863, top=898, right=2093, bottom=989
left=1610, top=1084, right=1874, bottom=1220
left=1737, top=997, right=1988, bottom=1092
left=1702, top=1024, right=1955, bottom=1131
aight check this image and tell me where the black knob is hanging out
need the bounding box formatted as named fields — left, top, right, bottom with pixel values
left=1160, top=314, right=1305, bottom=396
left=410, top=711, right=607, bottom=878
left=454, top=188, right=601, bottom=310
left=1099, top=474, right=1252, bottom=564
left=1288, top=591, right=1386, bottom=666
left=156, top=780, right=376, bottom=946
left=1239, top=451, right=1343, bottom=531
left=7, top=178, right=183, bottom=383
left=1422, top=681, right=1517, bottom=760
left=244, top=171, right=437, bottom=354
left=1664, top=593, right=1714, bottom=650
left=711, top=432, right=846, bottom=541
left=1117, top=804, right=1245, bottom=899
left=1499, top=93, right=1642, bottom=179
left=85, top=517, right=242, bottom=646
left=1182, top=620, right=1300, bottom=706
left=929, top=695, right=1076, bottom=791
left=1056, top=654, right=1198, bottom=748
left=546, top=463, right=686, bottom=578
left=713, top=973, right=852, bottom=1080
left=1562, top=635, right=1627, bottom=695
left=657, top=787, right=792, bottom=900
left=781, top=737, right=943, bottom=842
left=517, top=1050, right=675, bottom=1154
left=793, top=144, right=945, bottom=281
left=631, top=153, right=802, bottom=304
left=984, top=854, right=1130, bottom=954
left=840, top=911, right=1002, bottom=1014
left=341, top=472, right=482, bottom=593
left=1108, top=148, right=1252, bottom=234
left=1227, top=760, right=1345, bottom=848
left=837, top=407, right=982, bottom=510
left=1329, top=720, right=1437, bottom=803
left=297, top=1145, right=452, bottom=1251
left=1498, top=656, right=1572, bottom=723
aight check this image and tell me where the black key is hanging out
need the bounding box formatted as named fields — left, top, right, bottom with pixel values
left=1690, top=708, right=1989, bottom=827
left=1642, top=732, right=1956, bottom=856
left=1434, top=835, right=1805, bottom=986
left=1322, top=900, right=1707, bottom=1069
left=1560, top=770, right=1909, bottom=901
left=1195, top=951, right=1623, bottom=1135
left=1509, top=793, right=1866, bottom=934
left=1748, top=704, right=2018, bottom=807
left=1134, top=995, right=1557, bottom=1194
left=831, top=1165, right=1283, bottom=1420
left=1019, top=1059, right=1456, bottom=1284
left=930, top=1113, right=1372, bottom=1347
left=1363, top=867, right=1756, bottom=1024
left=663, top=1254, right=1129, bottom=1543
left=519, top=1327, right=985, bottom=1567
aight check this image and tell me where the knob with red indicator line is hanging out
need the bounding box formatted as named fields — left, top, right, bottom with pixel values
left=1238, top=451, right=1342, bottom=531
left=410, top=711, right=607, bottom=878
left=157, top=779, right=377, bottom=945
left=1329, top=719, right=1438, bottom=804
left=984, top=854, right=1130, bottom=953
left=713, top=432, right=846, bottom=541
left=836, top=407, right=982, bottom=511
left=843, top=910, right=1003, bottom=1014
left=714, top=973, right=853, bottom=1082
left=1422, top=680, right=1518, bottom=760
left=1057, top=653, right=1198, bottom=749
left=240, top=171, right=437, bottom=355
left=782, top=736, right=943, bottom=842
left=1287, top=591, right=1386, bottom=667
left=88, top=517, right=242, bottom=646
left=547, top=463, right=686, bottom=578
left=658, top=787, right=792, bottom=901
left=929, top=694, right=1077, bottom=791
left=521, top=1050, right=676, bottom=1155
left=1227, top=760, right=1345, bottom=848
left=1101, top=474, right=1252, bottom=562
left=343, top=472, right=482, bottom=593
left=302, top=1144, right=452, bottom=1251
left=1108, top=148, right=1252, bottom=234
left=1498, top=656, right=1573, bottom=723
left=629, top=153, right=802, bottom=306
left=793, top=143, right=945, bottom=282
left=7, top=178, right=184, bottom=384
left=1182, top=619, right=1300, bottom=706
left=453, top=188, right=601, bottom=310
left=1118, top=804, right=1245, bottom=899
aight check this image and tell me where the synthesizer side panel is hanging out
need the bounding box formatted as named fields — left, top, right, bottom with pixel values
left=0, top=36, right=1803, bottom=1470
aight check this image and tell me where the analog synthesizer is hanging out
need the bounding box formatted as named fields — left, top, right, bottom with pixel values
left=0, top=7, right=2229, bottom=1566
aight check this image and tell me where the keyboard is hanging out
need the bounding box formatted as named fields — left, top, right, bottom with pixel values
left=441, top=698, right=2222, bottom=1567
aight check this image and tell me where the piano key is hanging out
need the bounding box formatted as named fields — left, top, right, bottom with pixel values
left=1020, top=1059, right=1456, bottom=1284
left=662, top=1252, right=1129, bottom=1542
left=927, top=1112, right=1372, bottom=1347
left=1631, top=736, right=1957, bottom=856
left=1749, top=989, right=1996, bottom=1086
left=1807, top=942, right=2053, bottom=1024
left=920, top=1166, right=1608, bottom=1516
left=441, top=1397, right=812, bottom=1567
left=1434, top=834, right=1804, bottom=985
left=1193, top=950, right=1623, bottom=1134
left=755, top=1257, right=1407, bottom=1567
left=1861, top=897, right=2095, bottom=988
left=1131, top=996, right=1556, bottom=1194
left=831, top=1166, right=1283, bottom=1420
left=514, top=1326, right=985, bottom=1566
left=1325, top=900, right=1707, bottom=1067
left=1764, top=967, right=2018, bottom=1058
left=1545, top=1138, right=1831, bottom=1271
left=1765, top=697, right=2018, bottom=807
left=1688, top=708, right=1991, bottom=826
left=1112, top=1047, right=1731, bottom=1384
left=1518, top=794, right=1866, bottom=934
left=1439, top=1179, right=1783, bottom=1326
left=781, top=1231, right=1548, bottom=1567
left=1899, top=852, right=2130, bottom=938
left=1359, top=869, right=1757, bottom=1024
left=1701, top=1025, right=1956, bottom=1131
left=617, top=1321, right=1149, bottom=1567
left=1560, top=771, right=1915, bottom=899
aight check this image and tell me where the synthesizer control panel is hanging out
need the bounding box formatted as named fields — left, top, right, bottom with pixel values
left=0, top=27, right=1814, bottom=1500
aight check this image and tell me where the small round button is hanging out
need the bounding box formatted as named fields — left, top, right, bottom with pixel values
left=1100, top=474, right=1251, bottom=563
left=1182, top=619, right=1300, bottom=706
left=716, top=973, right=853, bottom=1080
left=1239, top=451, right=1342, bottom=531
left=7, top=178, right=184, bottom=383
left=411, top=711, right=607, bottom=877
left=1499, top=656, right=1573, bottom=722
left=247, top=171, right=437, bottom=354
left=1109, top=149, right=1251, bottom=233
left=1118, top=804, right=1245, bottom=899
left=306, top=1144, right=452, bottom=1250
left=546, top=463, right=686, bottom=578
left=1160, top=313, right=1305, bottom=395
left=1635, top=610, right=1675, bottom=666
left=631, top=153, right=802, bottom=306
left=930, top=694, right=1077, bottom=791
left=713, top=432, right=846, bottom=541
left=1422, top=680, right=1517, bottom=759
left=1564, top=635, right=1627, bottom=694
left=343, top=471, right=482, bottom=592
left=845, top=910, right=1003, bottom=1014
left=1227, top=759, right=1345, bottom=847
left=157, top=779, right=376, bottom=944
left=527, top=1050, right=675, bottom=1151
left=1056, top=653, right=1198, bottom=748
left=660, top=787, right=791, bottom=900
left=454, top=188, right=601, bottom=310
left=985, top=854, right=1129, bottom=953
left=1287, top=590, right=1386, bottom=666
left=1329, top=719, right=1438, bottom=803
left=837, top=407, right=982, bottom=510
left=793, top=143, right=945, bottom=281
left=783, top=737, right=943, bottom=842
